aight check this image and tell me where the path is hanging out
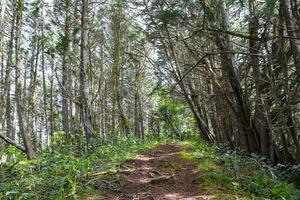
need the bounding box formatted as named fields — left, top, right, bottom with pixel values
left=100, top=144, right=214, bottom=200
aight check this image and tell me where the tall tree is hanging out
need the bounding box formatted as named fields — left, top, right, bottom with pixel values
left=80, top=0, right=94, bottom=141
left=61, top=0, right=71, bottom=138
left=3, top=0, right=16, bottom=141
left=14, top=0, right=35, bottom=159
left=111, top=0, right=129, bottom=135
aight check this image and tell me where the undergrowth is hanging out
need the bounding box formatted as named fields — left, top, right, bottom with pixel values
left=181, top=137, right=299, bottom=200
left=0, top=133, right=167, bottom=200
left=1, top=132, right=299, bottom=200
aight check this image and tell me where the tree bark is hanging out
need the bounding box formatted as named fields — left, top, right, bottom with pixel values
left=0, top=133, right=25, bottom=152
left=80, top=0, right=94, bottom=141
left=3, top=1, right=16, bottom=140
left=281, top=0, right=300, bottom=80
left=203, top=1, right=260, bottom=153
left=111, top=0, right=129, bottom=136
left=62, top=0, right=71, bottom=138
left=15, top=0, right=35, bottom=159
left=249, top=0, right=272, bottom=158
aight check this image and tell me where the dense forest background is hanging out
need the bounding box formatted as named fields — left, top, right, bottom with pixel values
left=1, top=0, right=300, bottom=169
left=1, top=0, right=300, bottom=199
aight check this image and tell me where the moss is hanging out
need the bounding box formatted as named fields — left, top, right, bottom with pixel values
left=162, top=162, right=181, bottom=170
left=179, top=150, right=193, bottom=160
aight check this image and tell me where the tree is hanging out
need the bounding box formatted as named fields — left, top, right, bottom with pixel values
left=14, top=0, right=35, bottom=159
left=281, top=0, right=300, bottom=80
left=111, top=0, right=130, bottom=135
left=80, top=0, right=94, bottom=142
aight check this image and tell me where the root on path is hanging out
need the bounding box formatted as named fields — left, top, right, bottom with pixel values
left=93, top=144, right=216, bottom=200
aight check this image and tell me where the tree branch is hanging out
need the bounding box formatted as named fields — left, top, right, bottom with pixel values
left=0, top=132, right=26, bottom=152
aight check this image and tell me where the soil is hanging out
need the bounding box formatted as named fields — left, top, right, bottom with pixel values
left=96, top=144, right=215, bottom=200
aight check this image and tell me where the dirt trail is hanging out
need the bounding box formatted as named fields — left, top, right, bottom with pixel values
left=100, top=144, right=214, bottom=200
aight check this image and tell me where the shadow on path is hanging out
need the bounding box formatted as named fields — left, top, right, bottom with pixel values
left=99, top=144, right=215, bottom=200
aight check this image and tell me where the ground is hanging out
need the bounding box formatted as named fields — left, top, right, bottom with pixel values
left=92, top=144, right=215, bottom=200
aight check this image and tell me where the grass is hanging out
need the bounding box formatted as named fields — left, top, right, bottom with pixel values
left=1, top=133, right=299, bottom=200
left=180, top=137, right=300, bottom=200
left=0, top=134, right=166, bottom=200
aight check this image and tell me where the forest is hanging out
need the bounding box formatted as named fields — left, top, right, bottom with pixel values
left=0, top=0, right=300, bottom=199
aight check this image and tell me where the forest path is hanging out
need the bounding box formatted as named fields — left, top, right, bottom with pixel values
left=99, top=144, right=213, bottom=200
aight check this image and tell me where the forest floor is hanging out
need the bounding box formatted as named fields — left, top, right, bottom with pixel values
left=84, top=141, right=299, bottom=200
left=1, top=137, right=298, bottom=199
left=95, top=144, right=214, bottom=200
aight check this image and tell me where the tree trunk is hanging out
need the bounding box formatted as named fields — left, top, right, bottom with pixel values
left=80, top=0, right=94, bottom=142
left=249, top=0, right=272, bottom=158
left=111, top=0, right=129, bottom=136
left=281, top=0, right=300, bottom=80
left=62, top=0, right=71, bottom=138
left=27, top=21, right=39, bottom=149
left=204, top=1, right=260, bottom=153
left=15, top=0, right=35, bottom=160
left=41, top=17, right=48, bottom=146
left=3, top=2, right=16, bottom=141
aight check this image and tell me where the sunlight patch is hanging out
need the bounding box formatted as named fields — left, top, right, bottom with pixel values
left=135, top=155, right=154, bottom=161
left=164, top=193, right=216, bottom=200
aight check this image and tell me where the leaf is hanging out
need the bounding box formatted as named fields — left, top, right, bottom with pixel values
left=5, top=190, right=19, bottom=196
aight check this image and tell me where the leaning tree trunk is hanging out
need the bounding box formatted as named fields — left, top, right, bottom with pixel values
left=203, top=1, right=260, bottom=153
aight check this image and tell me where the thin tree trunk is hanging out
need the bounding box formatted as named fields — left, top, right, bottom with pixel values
left=15, top=0, right=35, bottom=159
left=49, top=57, right=55, bottom=138
left=62, top=0, right=71, bottom=138
left=281, top=0, right=300, bottom=80
left=41, top=18, right=48, bottom=144
left=203, top=2, right=260, bottom=153
left=249, top=0, right=272, bottom=157
left=80, top=0, right=94, bottom=142
left=138, top=94, right=144, bottom=139
left=27, top=22, right=39, bottom=149
left=3, top=2, right=16, bottom=140
left=0, top=133, right=25, bottom=152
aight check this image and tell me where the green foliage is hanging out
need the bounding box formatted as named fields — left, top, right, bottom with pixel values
left=5, top=146, right=26, bottom=161
left=258, top=0, right=278, bottom=16
left=155, top=9, right=182, bottom=24
left=128, top=25, right=145, bottom=42
left=274, top=164, right=300, bottom=186
left=153, top=90, right=196, bottom=140
left=182, top=138, right=299, bottom=199
left=243, top=170, right=297, bottom=199
left=0, top=134, right=162, bottom=200
left=157, top=93, right=185, bottom=138
left=1, top=133, right=298, bottom=199
left=56, top=35, right=71, bottom=54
